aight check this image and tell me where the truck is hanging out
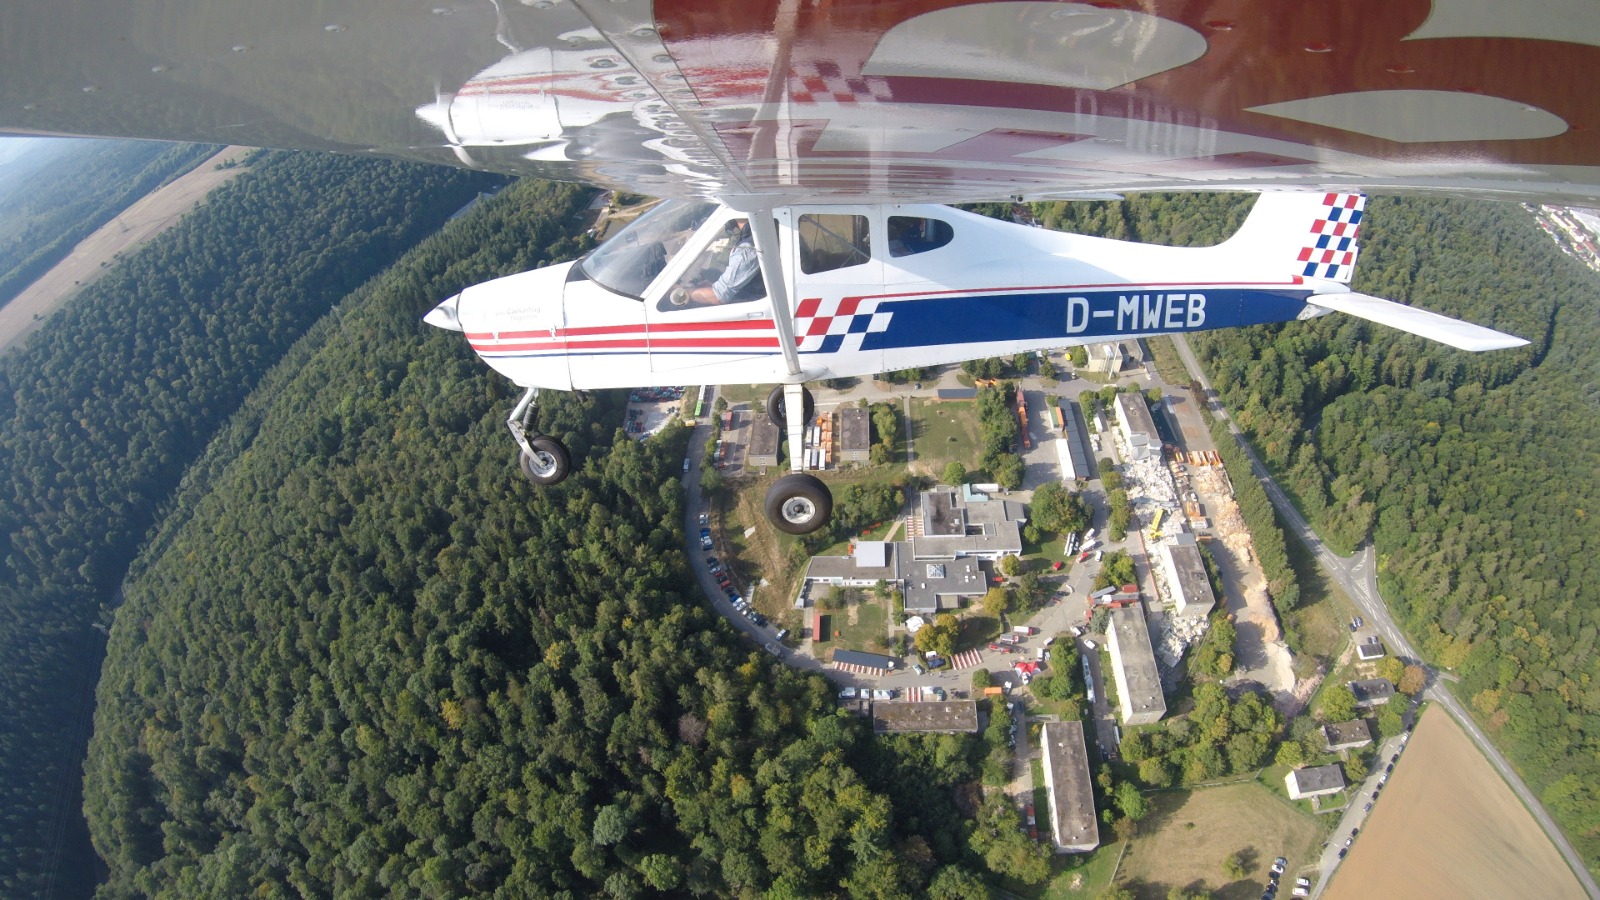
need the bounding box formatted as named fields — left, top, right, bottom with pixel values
left=1082, top=528, right=1096, bottom=543
left=1012, top=625, right=1038, bottom=635
left=1089, top=586, right=1117, bottom=600
left=1080, top=539, right=1100, bottom=554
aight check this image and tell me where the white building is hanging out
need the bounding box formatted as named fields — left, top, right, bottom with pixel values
left=1158, top=533, right=1215, bottom=619
left=1041, top=721, right=1099, bottom=853
left=1106, top=606, right=1166, bottom=725
left=1113, top=392, right=1157, bottom=461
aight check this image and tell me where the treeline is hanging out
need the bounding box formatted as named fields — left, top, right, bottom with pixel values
left=1186, top=197, right=1600, bottom=870
left=85, top=177, right=1010, bottom=897
left=0, top=150, right=502, bottom=897
left=0, top=141, right=220, bottom=308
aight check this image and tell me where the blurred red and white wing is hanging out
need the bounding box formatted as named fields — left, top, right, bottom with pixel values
left=4, top=0, right=1600, bottom=204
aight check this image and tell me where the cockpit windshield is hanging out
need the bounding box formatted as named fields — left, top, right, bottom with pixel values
left=580, top=200, right=717, bottom=299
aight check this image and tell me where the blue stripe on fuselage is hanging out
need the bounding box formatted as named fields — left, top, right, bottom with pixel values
left=853, top=288, right=1310, bottom=352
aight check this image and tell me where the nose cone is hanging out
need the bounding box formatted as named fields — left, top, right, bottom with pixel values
left=424, top=294, right=464, bottom=331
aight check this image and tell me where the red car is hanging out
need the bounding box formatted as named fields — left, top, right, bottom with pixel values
left=1052, top=561, right=1064, bottom=571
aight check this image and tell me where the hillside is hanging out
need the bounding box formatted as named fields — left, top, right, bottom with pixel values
left=0, top=140, right=220, bottom=310
left=84, top=178, right=1001, bottom=897
left=0, top=150, right=502, bottom=898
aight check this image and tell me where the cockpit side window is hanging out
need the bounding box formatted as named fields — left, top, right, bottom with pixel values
left=887, top=216, right=953, bottom=257
left=580, top=200, right=716, bottom=299
left=660, top=218, right=767, bottom=311
left=799, top=214, right=871, bottom=274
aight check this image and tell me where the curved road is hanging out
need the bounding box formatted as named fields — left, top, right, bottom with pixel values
left=1171, top=336, right=1600, bottom=900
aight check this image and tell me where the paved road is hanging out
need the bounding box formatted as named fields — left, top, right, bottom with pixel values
left=1171, top=336, right=1600, bottom=900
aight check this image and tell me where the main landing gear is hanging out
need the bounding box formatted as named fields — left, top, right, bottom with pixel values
left=760, top=384, right=832, bottom=535
left=509, top=387, right=571, bottom=486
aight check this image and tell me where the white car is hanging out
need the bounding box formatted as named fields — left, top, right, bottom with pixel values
left=872, top=689, right=894, bottom=700
left=838, top=687, right=857, bottom=699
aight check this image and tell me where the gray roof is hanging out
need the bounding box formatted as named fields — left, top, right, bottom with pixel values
left=903, top=554, right=985, bottom=613
left=1160, top=534, right=1215, bottom=616
left=803, top=549, right=897, bottom=584
left=1288, top=764, right=1346, bottom=795
left=1349, top=679, right=1396, bottom=705
left=839, top=406, right=871, bottom=452
left=871, top=700, right=979, bottom=733
left=1323, top=720, right=1373, bottom=750
left=1107, top=606, right=1165, bottom=723
left=855, top=541, right=889, bottom=568
left=1041, top=721, right=1099, bottom=852
left=748, top=418, right=779, bottom=461
left=1114, top=392, right=1157, bottom=440
left=831, top=649, right=898, bottom=671
left=1357, top=636, right=1386, bottom=659
left=911, top=490, right=1024, bottom=559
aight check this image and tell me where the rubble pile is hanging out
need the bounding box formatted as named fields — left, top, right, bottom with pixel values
left=1153, top=610, right=1210, bottom=682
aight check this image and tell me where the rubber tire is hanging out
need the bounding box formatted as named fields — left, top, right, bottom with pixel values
left=765, top=385, right=815, bottom=427
left=519, top=435, right=572, bottom=486
left=764, top=473, right=833, bottom=535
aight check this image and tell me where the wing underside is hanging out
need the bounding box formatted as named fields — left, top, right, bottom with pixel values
left=5, top=0, right=1600, bottom=205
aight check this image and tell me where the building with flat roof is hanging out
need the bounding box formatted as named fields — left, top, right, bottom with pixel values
left=1041, top=721, right=1099, bottom=853
left=802, top=541, right=899, bottom=588
left=1286, top=764, right=1346, bottom=799
left=748, top=418, right=780, bottom=468
left=1106, top=606, right=1165, bottom=725
left=1158, top=533, right=1216, bottom=619
left=910, top=489, right=1025, bottom=560
left=1357, top=636, right=1386, bottom=660
left=1349, top=679, right=1396, bottom=707
left=1113, top=393, right=1157, bottom=461
left=1323, top=720, right=1373, bottom=752
left=902, top=556, right=986, bottom=614
left=838, top=406, right=871, bottom=463
left=871, top=700, right=979, bottom=733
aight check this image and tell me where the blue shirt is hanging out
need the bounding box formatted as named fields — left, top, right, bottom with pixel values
left=712, top=239, right=760, bottom=302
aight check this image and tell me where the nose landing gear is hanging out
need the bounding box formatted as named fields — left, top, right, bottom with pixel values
left=509, top=387, right=571, bottom=485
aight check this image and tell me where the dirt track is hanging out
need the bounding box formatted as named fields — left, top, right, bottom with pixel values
left=1324, top=709, right=1586, bottom=900
left=0, top=145, right=252, bottom=356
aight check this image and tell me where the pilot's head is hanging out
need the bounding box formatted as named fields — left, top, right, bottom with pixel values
left=725, top=218, right=749, bottom=239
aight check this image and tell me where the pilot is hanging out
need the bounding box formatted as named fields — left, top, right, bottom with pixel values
left=686, top=218, right=761, bottom=305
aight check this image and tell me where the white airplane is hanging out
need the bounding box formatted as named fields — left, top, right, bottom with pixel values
left=421, top=192, right=1522, bottom=533
left=0, top=0, right=1586, bottom=533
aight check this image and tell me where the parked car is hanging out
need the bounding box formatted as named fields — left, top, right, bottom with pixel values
left=1296, top=877, right=1312, bottom=889
left=774, top=628, right=789, bottom=641
left=749, top=613, right=768, bottom=627
left=1083, top=639, right=1097, bottom=650
left=1273, top=857, right=1286, bottom=873
left=698, top=512, right=709, bottom=526
left=838, top=687, right=857, bottom=699
left=913, top=664, right=927, bottom=675
left=872, top=689, right=894, bottom=700
left=762, top=642, right=782, bottom=656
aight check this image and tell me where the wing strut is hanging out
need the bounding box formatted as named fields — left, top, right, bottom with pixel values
left=748, top=210, right=803, bottom=378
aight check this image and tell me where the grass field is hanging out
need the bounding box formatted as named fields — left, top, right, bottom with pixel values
left=1113, top=782, right=1324, bottom=899
left=1323, top=708, right=1587, bottom=900
left=909, top=397, right=984, bottom=477
left=831, top=599, right=887, bottom=651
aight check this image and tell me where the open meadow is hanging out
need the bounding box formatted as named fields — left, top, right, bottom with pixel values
left=1115, top=782, right=1323, bottom=899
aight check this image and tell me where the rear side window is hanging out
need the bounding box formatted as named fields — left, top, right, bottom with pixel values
left=799, top=214, right=871, bottom=274
left=887, top=216, right=953, bottom=257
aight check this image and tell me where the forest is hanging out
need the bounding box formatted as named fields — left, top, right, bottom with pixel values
left=0, top=140, right=220, bottom=309
left=0, top=150, right=502, bottom=897
left=83, top=177, right=1006, bottom=897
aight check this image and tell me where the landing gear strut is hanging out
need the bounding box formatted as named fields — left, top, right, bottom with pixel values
left=509, top=386, right=571, bottom=485
left=760, top=383, right=832, bottom=534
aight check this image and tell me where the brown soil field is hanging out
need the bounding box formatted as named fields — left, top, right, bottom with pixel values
left=1323, top=710, right=1586, bottom=900
left=1117, top=782, right=1323, bottom=899
left=0, top=145, right=253, bottom=356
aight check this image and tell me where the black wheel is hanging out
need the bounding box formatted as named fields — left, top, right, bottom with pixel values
left=519, top=435, right=571, bottom=485
left=764, top=473, right=832, bottom=535
left=765, top=385, right=815, bottom=427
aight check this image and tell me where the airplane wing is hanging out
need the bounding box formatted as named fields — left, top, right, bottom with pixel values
left=4, top=0, right=1600, bottom=206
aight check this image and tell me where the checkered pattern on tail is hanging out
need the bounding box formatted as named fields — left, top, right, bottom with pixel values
left=793, top=295, right=893, bottom=353
left=1297, top=193, right=1365, bottom=282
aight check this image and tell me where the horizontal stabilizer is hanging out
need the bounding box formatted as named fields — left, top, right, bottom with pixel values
left=1306, top=292, right=1529, bottom=352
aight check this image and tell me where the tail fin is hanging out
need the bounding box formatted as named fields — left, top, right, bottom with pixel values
left=1224, top=191, right=1365, bottom=283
